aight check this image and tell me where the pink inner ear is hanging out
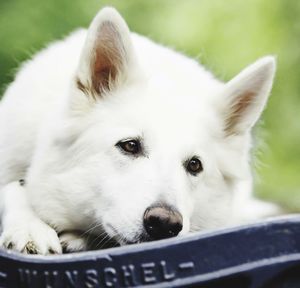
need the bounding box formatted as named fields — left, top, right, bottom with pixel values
left=224, top=90, right=255, bottom=135
left=91, top=21, right=125, bottom=95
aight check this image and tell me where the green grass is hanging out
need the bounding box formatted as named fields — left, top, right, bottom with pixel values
left=0, top=0, right=299, bottom=210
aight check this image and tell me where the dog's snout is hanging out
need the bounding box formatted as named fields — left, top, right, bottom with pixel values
left=143, top=205, right=183, bottom=240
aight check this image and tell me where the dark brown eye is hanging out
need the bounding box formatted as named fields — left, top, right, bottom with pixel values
left=186, top=157, right=203, bottom=175
left=117, top=139, right=141, bottom=155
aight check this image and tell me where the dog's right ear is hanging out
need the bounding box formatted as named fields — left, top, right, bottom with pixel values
left=75, top=7, right=136, bottom=99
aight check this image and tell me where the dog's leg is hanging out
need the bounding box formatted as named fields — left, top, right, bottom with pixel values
left=0, top=181, right=62, bottom=255
left=59, top=231, right=89, bottom=253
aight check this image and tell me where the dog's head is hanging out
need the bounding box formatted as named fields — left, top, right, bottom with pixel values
left=42, top=8, right=276, bottom=246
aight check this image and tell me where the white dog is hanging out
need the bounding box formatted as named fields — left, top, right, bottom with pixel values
left=0, top=7, right=280, bottom=255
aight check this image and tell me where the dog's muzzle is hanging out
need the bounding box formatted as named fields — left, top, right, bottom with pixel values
left=143, top=204, right=183, bottom=240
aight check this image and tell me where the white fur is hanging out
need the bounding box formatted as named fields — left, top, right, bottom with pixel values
left=0, top=7, right=280, bottom=254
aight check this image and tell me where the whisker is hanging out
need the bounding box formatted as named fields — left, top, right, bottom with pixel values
left=81, top=222, right=104, bottom=237
left=97, top=234, right=112, bottom=249
left=91, top=230, right=113, bottom=249
left=99, top=234, right=117, bottom=249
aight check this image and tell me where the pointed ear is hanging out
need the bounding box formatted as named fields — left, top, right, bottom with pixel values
left=76, top=7, right=136, bottom=98
left=221, top=56, right=276, bottom=136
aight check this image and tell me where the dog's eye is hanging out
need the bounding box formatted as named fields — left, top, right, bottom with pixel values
left=186, top=157, right=203, bottom=175
left=117, top=139, right=141, bottom=155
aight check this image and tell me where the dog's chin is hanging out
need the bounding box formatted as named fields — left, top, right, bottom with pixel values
left=117, top=233, right=152, bottom=246
left=88, top=235, right=120, bottom=250
left=88, top=226, right=151, bottom=250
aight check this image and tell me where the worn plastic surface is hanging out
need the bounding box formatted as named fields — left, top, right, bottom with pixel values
left=0, top=216, right=300, bottom=287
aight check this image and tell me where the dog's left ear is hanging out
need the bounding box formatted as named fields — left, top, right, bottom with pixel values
left=221, top=56, right=276, bottom=136
left=76, top=7, right=136, bottom=98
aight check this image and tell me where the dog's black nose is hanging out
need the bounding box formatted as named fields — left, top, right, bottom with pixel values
left=143, top=205, right=183, bottom=240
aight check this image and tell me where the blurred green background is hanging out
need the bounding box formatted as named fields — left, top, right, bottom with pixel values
left=0, top=0, right=299, bottom=210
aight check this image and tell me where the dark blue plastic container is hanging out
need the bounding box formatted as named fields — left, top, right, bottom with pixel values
left=0, top=215, right=300, bottom=287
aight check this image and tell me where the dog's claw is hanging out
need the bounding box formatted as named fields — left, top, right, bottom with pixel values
left=22, top=241, right=39, bottom=254
left=6, top=242, right=14, bottom=250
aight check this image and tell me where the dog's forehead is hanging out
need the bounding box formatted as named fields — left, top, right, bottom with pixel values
left=97, top=78, right=222, bottom=149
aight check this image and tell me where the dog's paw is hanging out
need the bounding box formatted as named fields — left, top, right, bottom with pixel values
left=59, top=231, right=88, bottom=253
left=0, top=219, right=62, bottom=255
